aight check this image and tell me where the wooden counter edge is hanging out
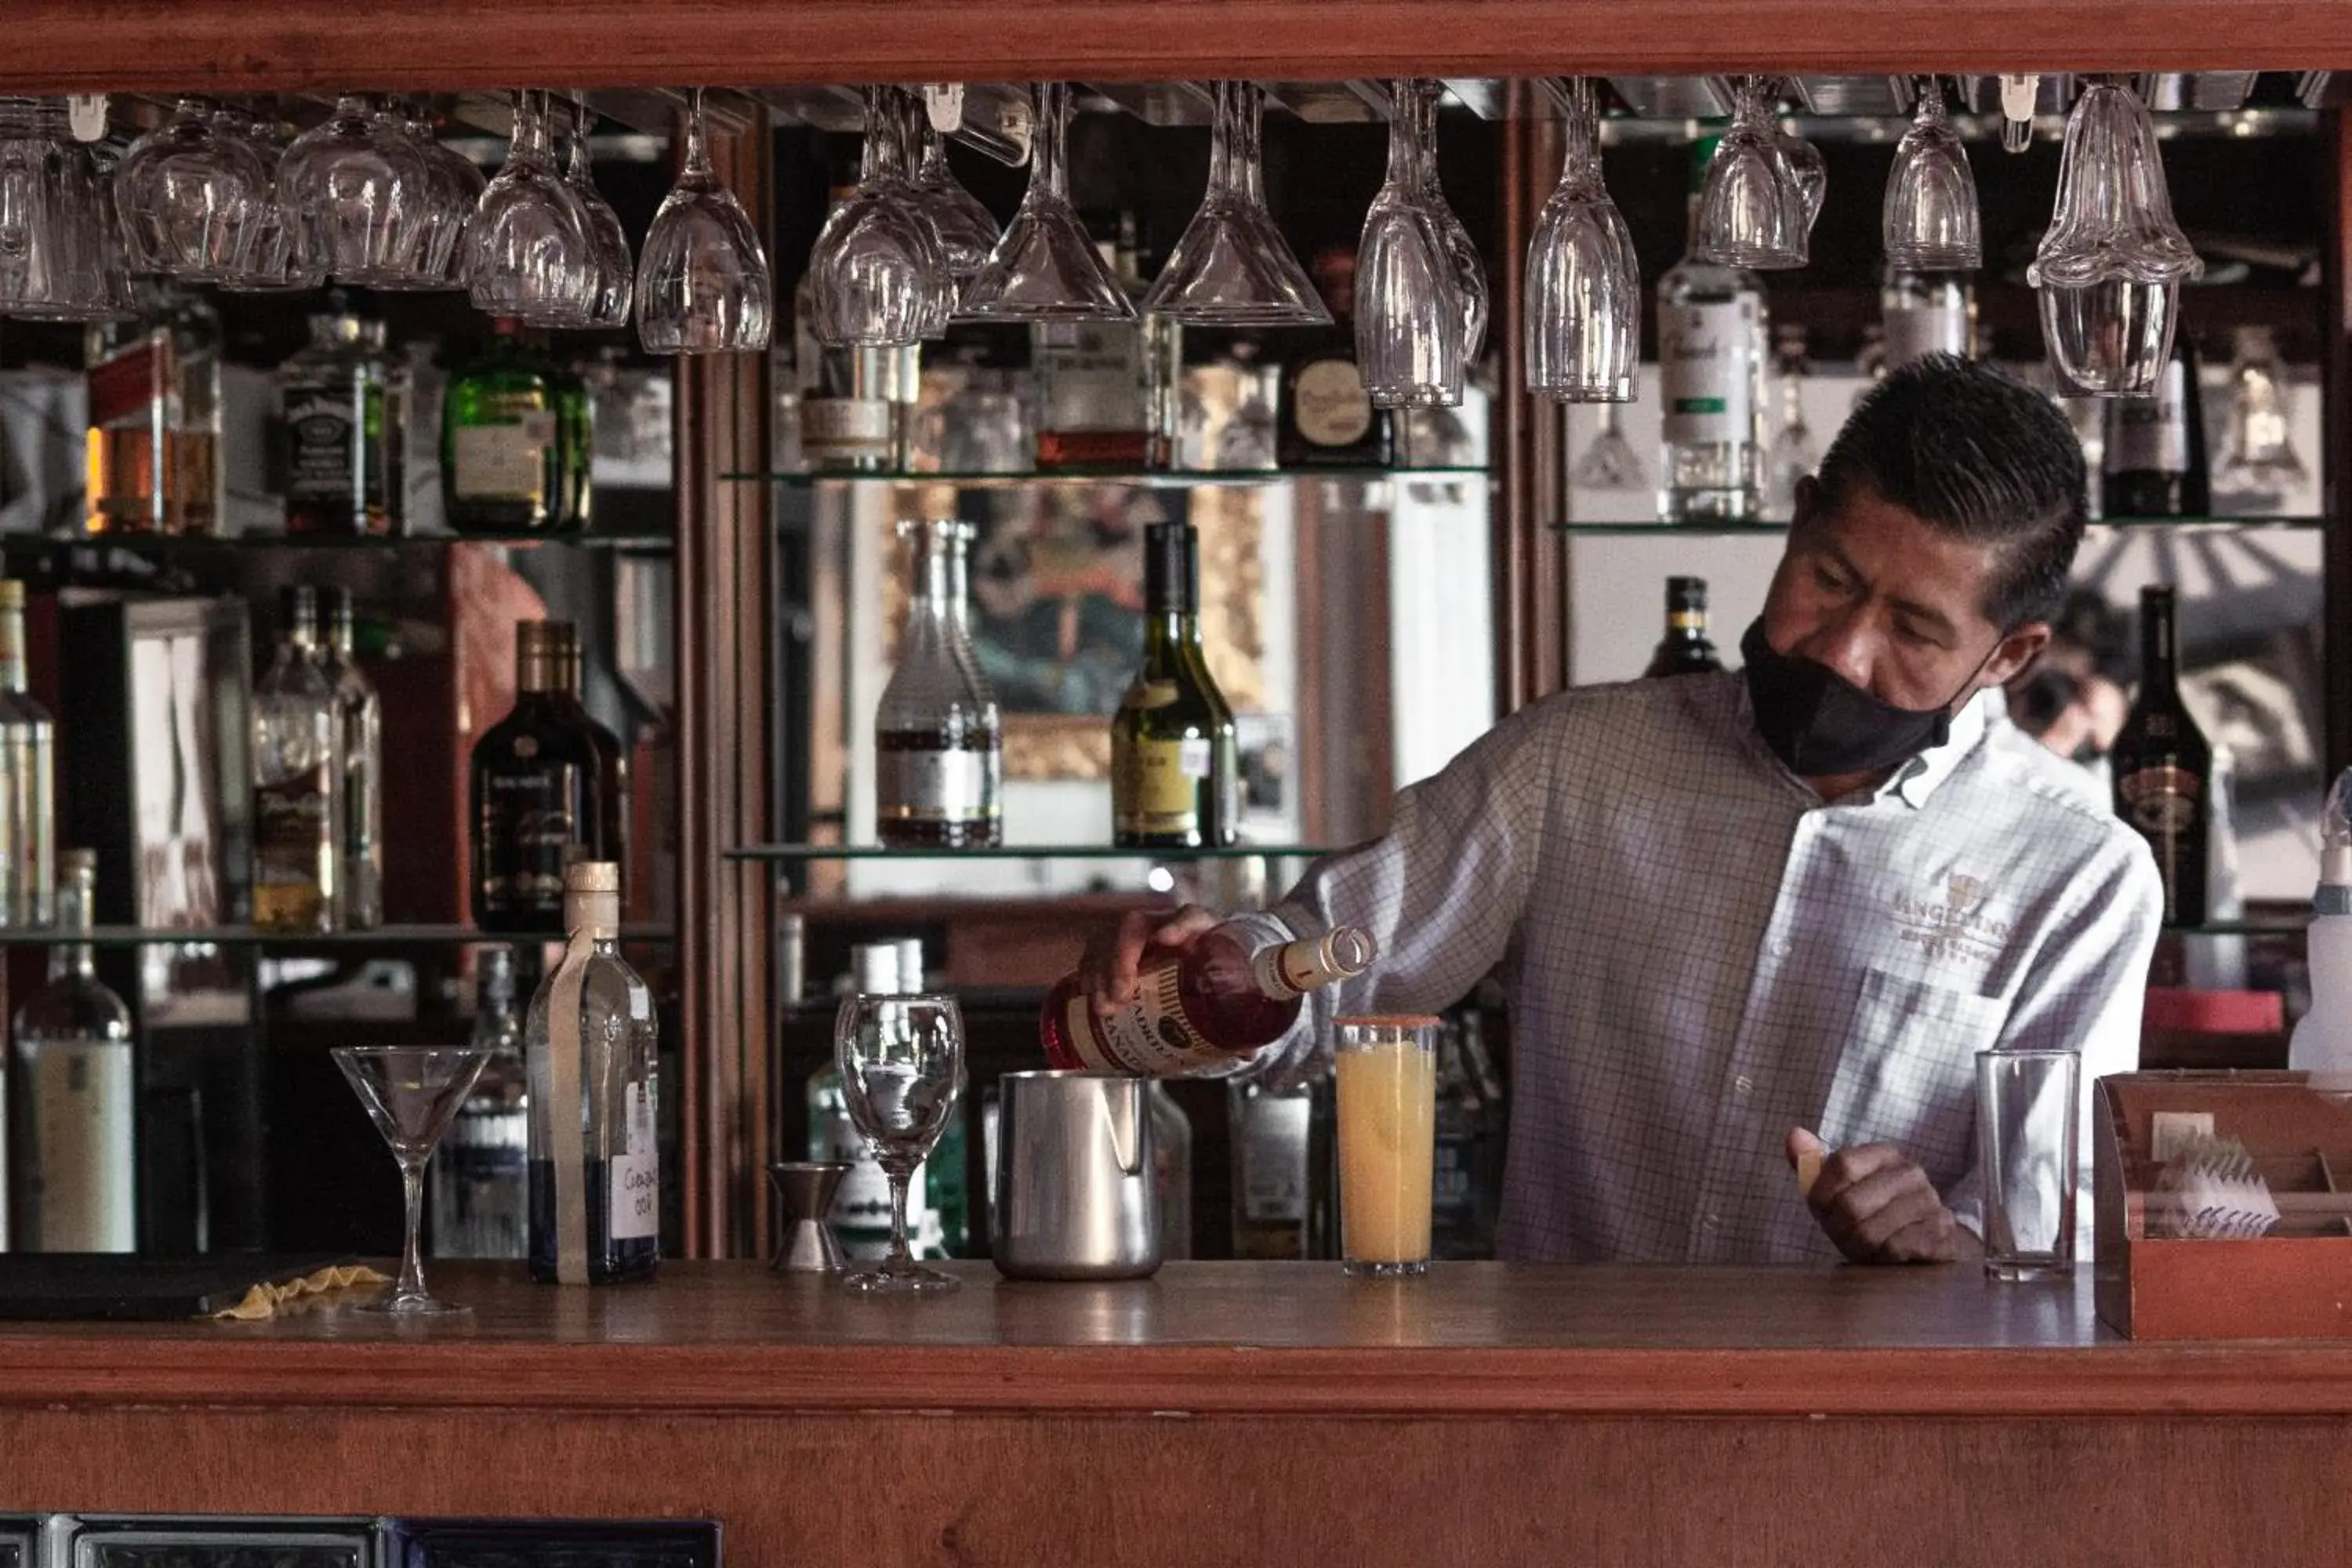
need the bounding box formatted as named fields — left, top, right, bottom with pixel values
left=2, top=1338, right=2350, bottom=1419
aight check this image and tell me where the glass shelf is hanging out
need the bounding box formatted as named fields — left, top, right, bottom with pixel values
left=0, top=529, right=674, bottom=553
left=2166, top=916, right=2309, bottom=938
left=726, top=466, right=1487, bottom=489
left=1552, top=515, right=2324, bottom=535
left=0, top=921, right=677, bottom=948
left=730, top=842, right=1336, bottom=862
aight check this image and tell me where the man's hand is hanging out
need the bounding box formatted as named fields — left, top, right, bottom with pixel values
left=1786, top=1127, right=1973, bottom=1265
left=1076, top=904, right=1223, bottom=1015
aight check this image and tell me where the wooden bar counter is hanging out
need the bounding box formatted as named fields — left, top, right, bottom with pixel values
left=4, top=1261, right=2349, bottom=1565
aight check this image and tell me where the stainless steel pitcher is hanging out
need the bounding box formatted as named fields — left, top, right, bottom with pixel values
left=991, top=1070, right=1161, bottom=1280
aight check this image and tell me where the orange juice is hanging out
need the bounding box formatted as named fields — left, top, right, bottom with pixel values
left=1335, top=1033, right=1436, bottom=1272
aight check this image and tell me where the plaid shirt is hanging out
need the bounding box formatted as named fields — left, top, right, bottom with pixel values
left=1234, top=671, right=2161, bottom=1264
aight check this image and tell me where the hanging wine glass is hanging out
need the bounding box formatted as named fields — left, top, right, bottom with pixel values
left=277, top=93, right=433, bottom=283
left=956, top=81, right=1131, bottom=324
left=906, top=101, right=1000, bottom=285
left=1883, top=76, right=1982, bottom=270
left=635, top=88, right=774, bottom=354
left=1356, top=80, right=1461, bottom=408
left=807, top=85, right=952, bottom=344
left=1400, top=81, right=1486, bottom=365
left=214, top=107, right=324, bottom=292
left=1693, top=75, right=1806, bottom=270
left=1525, top=77, right=1639, bottom=401
left=1142, top=81, right=1329, bottom=327
left=407, top=100, right=486, bottom=289
left=114, top=96, right=270, bottom=282
left=565, top=94, right=634, bottom=327
left=463, top=91, right=600, bottom=325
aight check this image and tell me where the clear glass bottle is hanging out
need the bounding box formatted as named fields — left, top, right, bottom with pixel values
left=318, top=588, right=382, bottom=930
left=0, top=579, right=55, bottom=930
left=432, top=943, right=529, bottom=1259
left=2212, top=325, right=2307, bottom=515
left=1762, top=324, right=1817, bottom=521
left=84, top=284, right=223, bottom=536
left=278, top=303, right=402, bottom=535
left=1879, top=268, right=1975, bottom=369
left=250, top=586, right=342, bottom=935
left=526, top=861, right=659, bottom=1283
left=875, top=518, right=1002, bottom=848
left=1657, top=185, right=1766, bottom=523
left=1035, top=211, right=1179, bottom=471
left=10, top=850, right=135, bottom=1251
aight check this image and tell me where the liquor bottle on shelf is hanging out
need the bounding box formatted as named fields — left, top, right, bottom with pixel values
left=2113, top=585, right=2211, bottom=927
left=2212, top=325, right=2307, bottom=515
left=1112, top=520, right=1239, bottom=849
left=1880, top=268, right=1975, bottom=369
left=1642, top=576, right=1725, bottom=678
left=472, top=620, right=609, bottom=932
left=1040, top=924, right=1376, bottom=1076
left=550, top=627, right=630, bottom=898
left=1034, top=211, right=1179, bottom=472
left=552, top=354, right=595, bottom=533
left=0, top=579, right=55, bottom=930
left=251, top=586, right=342, bottom=935
left=1276, top=247, right=1393, bottom=470
left=10, top=849, right=135, bottom=1251
left=431, top=944, right=529, bottom=1260
left=278, top=301, right=403, bottom=536
left=442, top=318, right=571, bottom=534
left=806, top=942, right=964, bottom=1258
left=875, top=518, right=1002, bottom=849
left=527, top=861, right=659, bottom=1284
left=793, top=183, right=916, bottom=474
left=1229, top=1074, right=1312, bottom=1259
left=84, top=284, right=223, bottom=536
left=2103, top=338, right=2210, bottom=519
left=318, top=589, right=382, bottom=931
left=1657, top=154, right=1767, bottom=524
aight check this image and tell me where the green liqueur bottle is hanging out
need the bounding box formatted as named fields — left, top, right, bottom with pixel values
left=443, top=318, right=575, bottom=533
left=1111, top=520, right=1239, bottom=848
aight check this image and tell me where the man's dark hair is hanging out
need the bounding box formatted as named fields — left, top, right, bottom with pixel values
left=1809, top=354, right=2087, bottom=629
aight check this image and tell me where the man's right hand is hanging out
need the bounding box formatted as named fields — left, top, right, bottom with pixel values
left=1076, top=904, right=1223, bottom=1015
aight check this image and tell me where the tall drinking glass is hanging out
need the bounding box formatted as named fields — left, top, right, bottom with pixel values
left=1335, top=1016, right=1438, bottom=1279
left=1975, top=1047, right=2081, bottom=1280
left=836, top=991, right=966, bottom=1294
left=1356, top=81, right=1461, bottom=408
left=332, top=1045, right=492, bottom=1316
left=1526, top=76, right=1638, bottom=401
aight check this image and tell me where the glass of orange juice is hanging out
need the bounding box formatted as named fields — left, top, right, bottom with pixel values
left=1334, top=1015, right=1438, bottom=1278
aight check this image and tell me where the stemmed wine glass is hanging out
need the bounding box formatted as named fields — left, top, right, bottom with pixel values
left=331, top=1045, right=492, bottom=1316
left=1143, top=80, right=1328, bottom=326
left=957, top=81, right=1132, bottom=324
left=214, top=107, right=324, bottom=292
left=834, top=991, right=966, bottom=1295
left=1410, top=84, right=1488, bottom=368
left=464, top=91, right=599, bottom=325
left=1883, top=76, right=1981, bottom=270
left=808, top=85, right=953, bottom=344
left=401, top=99, right=486, bottom=289
left=277, top=93, right=433, bottom=284
left=1694, top=75, right=1806, bottom=270
left=1356, top=80, right=1462, bottom=407
left=635, top=88, right=774, bottom=354
left=1570, top=402, right=1649, bottom=490
left=908, top=107, right=1000, bottom=284
left=565, top=94, right=634, bottom=327
left=1525, top=76, right=1639, bottom=401
left=114, top=96, right=270, bottom=282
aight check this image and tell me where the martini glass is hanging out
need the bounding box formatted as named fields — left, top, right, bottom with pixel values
left=1143, top=80, right=1329, bottom=327
left=332, top=1045, right=492, bottom=1316
left=956, top=81, right=1131, bottom=324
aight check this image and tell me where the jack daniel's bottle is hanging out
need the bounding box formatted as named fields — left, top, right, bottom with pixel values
left=2112, top=585, right=2210, bottom=926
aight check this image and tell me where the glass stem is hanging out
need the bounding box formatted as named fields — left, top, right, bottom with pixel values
left=884, top=1164, right=917, bottom=1272
left=397, top=1156, right=430, bottom=1301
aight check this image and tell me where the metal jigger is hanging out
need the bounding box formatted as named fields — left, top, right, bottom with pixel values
left=769, top=1161, right=851, bottom=1273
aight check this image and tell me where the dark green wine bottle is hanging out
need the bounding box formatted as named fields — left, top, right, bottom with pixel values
left=442, top=318, right=565, bottom=534
left=1112, top=521, right=1239, bottom=848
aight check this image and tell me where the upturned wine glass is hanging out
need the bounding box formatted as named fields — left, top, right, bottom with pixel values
left=332, top=1045, right=492, bottom=1316
left=956, top=81, right=1131, bottom=325
left=114, top=97, right=270, bottom=282
left=403, top=100, right=486, bottom=289
left=1883, top=77, right=1981, bottom=270
left=0, top=103, right=129, bottom=323
left=214, top=107, right=324, bottom=292
left=277, top=93, right=433, bottom=284
left=1570, top=401, right=1649, bottom=490
left=565, top=95, right=633, bottom=327
left=635, top=88, right=774, bottom=354
left=835, top=992, right=966, bottom=1295
left=1776, top=122, right=1827, bottom=234
left=908, top=107, right=1000, bottom=285
left=1142, top=80, right=1329, bottom=327
left=1694, top=75, right=1806, bottom=270
left=463, top=91, right=600, bottom=326
left=1525, top=77, right=1639, bottom=401
left=808, top=85, right=953, bottom=344
left=1401, top=81, right=1487, bottom=365
left=1357, top=81, right=1461, bottom=407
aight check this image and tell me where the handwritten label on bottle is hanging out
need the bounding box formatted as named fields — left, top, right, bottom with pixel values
left=608, top=1081, right=659, bottom=1241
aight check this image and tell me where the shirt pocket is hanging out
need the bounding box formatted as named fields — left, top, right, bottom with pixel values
left=1818, top=968, right=2009, bottom=1189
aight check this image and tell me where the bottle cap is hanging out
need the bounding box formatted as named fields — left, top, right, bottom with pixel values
left=59, top=848, right=96, bottom=878
left=1143, top=521, right=1197, bottom=614
left=564, top=860, right=620, bottom=894
left=851, top=942, right=902, bottom=994
left=1667, top=575, right=1708, bottom=611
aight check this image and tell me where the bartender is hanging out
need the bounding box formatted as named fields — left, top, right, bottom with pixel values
left=1082, top=356, right=2161, bottom=1265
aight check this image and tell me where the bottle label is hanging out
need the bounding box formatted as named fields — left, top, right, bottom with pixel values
left=2119, top=763, right=2202, bottom=832
left=23, top=1038, right=136, bottom=1250
left=1882, top=303, right=1969, bottom=369
left=608, top=1080, right=659, bottom=1241
left=800, top=396, right=894, bottom=453
left=1292, top=358, right=1374, bottom=447
left=876, top=745, right=993, bottom=824
left=1060, top=961, right=1231, bottom=1076
left=1112, top=734, right=1209, bottom=837
left=1668, top=611, right=1705, bottom=633
left=1036, top=320, right=1147, bottom=433
left=478, top=765, right=582, bottom=913
left=453, top=412, right=555, bottom=500
left=1236, top=1088, right=1309, bottom=1223
left=284, top=387, right=361, bottom=505
left=1660, top=300, right=1758, bottom=444
left=254, top=764, right=332, bottom=887
left=2107, top=361, right=2190, bottom=475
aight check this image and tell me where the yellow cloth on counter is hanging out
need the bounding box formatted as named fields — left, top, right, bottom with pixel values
left=211, top=1264, right=390, bottom=1321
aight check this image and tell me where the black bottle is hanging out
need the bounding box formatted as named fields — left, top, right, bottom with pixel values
left=1643, top=576, right=1725, bottom=677
left=470, top=620, right=610, bottom=931
left=2111, top=585, right=2210, bottom=926
left=2102, top=340, right=2210, bottom=520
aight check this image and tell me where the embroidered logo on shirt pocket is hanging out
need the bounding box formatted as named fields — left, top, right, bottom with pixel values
left=1817, top=968, right=2008, bottom=1189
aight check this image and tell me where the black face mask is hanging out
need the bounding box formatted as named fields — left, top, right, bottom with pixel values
left=1740, top=618, right=1989, bottom=779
